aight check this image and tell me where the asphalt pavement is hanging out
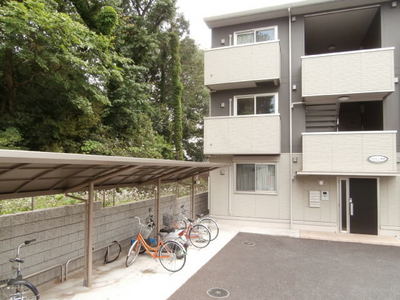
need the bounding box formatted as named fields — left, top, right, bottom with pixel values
left=169, top=232, right=400, bottom=300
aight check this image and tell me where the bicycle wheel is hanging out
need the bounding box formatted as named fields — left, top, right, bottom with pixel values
left=126, top=240, right=141, bottom=267
left=188, top=224, right=211, bottom=248
left=158, top=241, right=186, bottom=272
left=175, top=219, right=187, bottom=230
left=1, top=280, right=40, bottom=300
left=104, top=241, right=122, bottom=264
left=198, top=218, right=219, bottom=241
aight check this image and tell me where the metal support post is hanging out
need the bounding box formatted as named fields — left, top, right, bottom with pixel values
left=191, top=176, right=195, bottom=219
left=83, top=182, right=94, bottom=287
left=155, top=179, right=161, bottom=242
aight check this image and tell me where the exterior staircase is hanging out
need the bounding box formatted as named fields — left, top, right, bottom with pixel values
left=305, top=103, right=338, bottom=132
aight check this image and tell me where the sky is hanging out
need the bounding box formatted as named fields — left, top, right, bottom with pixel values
left=176, top=0, right=304, bottom=49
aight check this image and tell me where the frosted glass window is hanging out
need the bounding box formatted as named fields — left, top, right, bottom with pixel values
left=236, top=32, right=254, bottom=45
left=237, top=97, right=254, bottom=115
left=256, top=96, right=276, bottom=114
left=256, top=28, right=275, bottom=42
left=235, top=27, right=277, bottom=45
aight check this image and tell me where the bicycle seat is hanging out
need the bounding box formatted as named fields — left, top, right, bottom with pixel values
left=196, top=214, right=205, bottom=218
left=9, top=258, right=24, bottom=263
left=160, top=227, right=175, bottom=233
left=188, top=218, right=194, bottom=223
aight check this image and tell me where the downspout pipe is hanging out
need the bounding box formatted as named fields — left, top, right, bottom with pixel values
left=288, top=7, right=293, bottom=230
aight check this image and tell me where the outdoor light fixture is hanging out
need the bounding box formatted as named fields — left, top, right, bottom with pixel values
left=328, top=44, right=336, bottom=52
left=338, top=96, right=350, bottom=101
left=318, top=180, right=324, bottom=186
left=392, top=1, right=398, bottom=8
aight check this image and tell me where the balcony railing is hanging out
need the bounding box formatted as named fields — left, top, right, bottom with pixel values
left=204, top=41, right=281, bottom=91
left=302, top=47, right=395, bottom=102
left=203, top=114, right=280, bottom=155
left=301, top=131, right=397, bottom=174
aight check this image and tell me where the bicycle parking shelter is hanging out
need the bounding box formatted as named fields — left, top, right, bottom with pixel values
left=0, top=150, right=223, bottom=287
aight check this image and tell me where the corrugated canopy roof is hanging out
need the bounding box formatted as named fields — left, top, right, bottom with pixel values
left=0, top=150, right=224, bottom=200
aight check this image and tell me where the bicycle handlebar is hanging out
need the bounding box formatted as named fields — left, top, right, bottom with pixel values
left=15, top=239, right=36, bottom=259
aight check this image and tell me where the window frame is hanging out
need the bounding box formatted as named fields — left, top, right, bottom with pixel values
left=234, top=26, right=278, bottom=46
left=234, top=93, right=279, bottom=116
left=234, top=162, right=278, bottom=195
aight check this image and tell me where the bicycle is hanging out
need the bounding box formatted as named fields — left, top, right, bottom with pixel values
left=160, top=220, right=211, bottom=249
left=176, top=205, right=219, bottom=241
left=0, top=239, right=40, bottom=300
left=126, top=216, right=187, bottom=272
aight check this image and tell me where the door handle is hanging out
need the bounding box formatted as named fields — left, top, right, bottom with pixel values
left=350, top=202, right=354, bottom=216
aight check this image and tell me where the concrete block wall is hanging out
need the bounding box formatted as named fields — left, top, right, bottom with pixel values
left=0, top=192, right=208, bottom=287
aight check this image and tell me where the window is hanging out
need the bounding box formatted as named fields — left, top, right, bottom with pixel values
left=235, top=94, right=278, bottom=116
left=235, top=26, right=277, bottom=45
left=236, top=31, right=254, bottom=45
left=236, top=163, right=276, bottom=192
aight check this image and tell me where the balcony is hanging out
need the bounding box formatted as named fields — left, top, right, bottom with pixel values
left=204, top=115, right=280, bottom=155
left=301, top=131, right=397, bottom=175
left=302, top=47, right=395, bottom=102
left=204, top=41, right=281, bottom=91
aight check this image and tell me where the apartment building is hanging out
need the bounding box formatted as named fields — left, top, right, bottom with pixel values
left=203, top=0, right=400, bottom=236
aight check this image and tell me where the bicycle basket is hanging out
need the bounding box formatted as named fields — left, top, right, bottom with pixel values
left=140, top=223, right=153, bottom=239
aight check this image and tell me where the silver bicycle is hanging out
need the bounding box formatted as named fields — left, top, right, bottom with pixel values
left=0, top=239, right=40, bottom=300
left=176, top=205, right=219, bottom=241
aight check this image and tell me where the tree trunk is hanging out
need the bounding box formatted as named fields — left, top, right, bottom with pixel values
left=3, top=48, right=16, bottom=113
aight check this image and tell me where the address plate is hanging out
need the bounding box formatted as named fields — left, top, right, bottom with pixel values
left=367, top=155, right=388, bottom=164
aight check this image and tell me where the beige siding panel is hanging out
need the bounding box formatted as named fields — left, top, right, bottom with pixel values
left=209, top=168, right=229, bottom=216
left=204, top=115, right=281, bottom=155
left=204, top=41, right=280, bottom=88
left=293, top=176, right=337, bottom=224
left=380, top=175, right=400, bottom=230
left=303, top=132, right=397, bottom=173
left=302, top=48, right=395, bottom=97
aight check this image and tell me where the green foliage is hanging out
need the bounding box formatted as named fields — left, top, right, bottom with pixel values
left=169, top=31, right=184, bottom=160
left=0, top=0, right=209, bottom=161
left=180, top=38, right=210, bottom=161
left=0, top=0, right=116, bottom=151
left=0, top=127, right=23, bottom=149
left=95, top=6, right=118, bottom=35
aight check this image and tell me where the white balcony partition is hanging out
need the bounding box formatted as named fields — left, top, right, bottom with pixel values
left=204, top=114, right=280, bottom=155
left=302, top=131, right=397, bottom=174
left=204, top=41, right=281, bottom=90
left=302, top=48, right=395, bottom=101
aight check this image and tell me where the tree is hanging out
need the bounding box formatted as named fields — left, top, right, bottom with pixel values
left=0, top=0, right=209, bottom=161
left=169, top=31, right=184, bottom=160
left=0, top=0, right=115, bottom=151
left=179, top=37, right=210, bottom=161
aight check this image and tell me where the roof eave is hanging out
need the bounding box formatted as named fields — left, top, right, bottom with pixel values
left=204, top=0, right=389, bottom=28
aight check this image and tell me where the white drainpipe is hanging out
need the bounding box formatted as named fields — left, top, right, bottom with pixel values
left=288, top=7, right=293, bottom=230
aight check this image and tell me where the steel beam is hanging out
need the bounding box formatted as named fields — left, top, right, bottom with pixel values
left=65, top=165, right=136, bottom=193
left=13, top=164, right=70, bottom=193
left=100, top=165, right=142, bottom=186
